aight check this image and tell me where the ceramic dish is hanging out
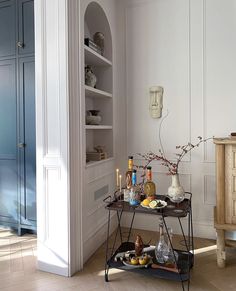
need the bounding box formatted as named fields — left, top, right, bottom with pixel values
left=140, top=200, right=167, bottom=209
left=123, top=256, right=152, bottom=269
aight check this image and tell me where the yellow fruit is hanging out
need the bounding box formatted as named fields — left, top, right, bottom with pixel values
left=149, top=200, right=158, bottom=209
left=139, top=256, right=148, bottom=265
left=142, top=199, right=150, bottom=206
left=130, top=257, right=139, bottom=265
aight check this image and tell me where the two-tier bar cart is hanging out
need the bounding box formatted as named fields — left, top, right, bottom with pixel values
left=103, top=192, right=194, bottom=291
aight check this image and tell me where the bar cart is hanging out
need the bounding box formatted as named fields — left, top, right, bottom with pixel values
left=103, top=192, right=194, bottom=291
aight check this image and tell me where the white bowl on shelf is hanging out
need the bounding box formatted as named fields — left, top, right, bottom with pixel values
left=86, top=115, right=102, bottom=125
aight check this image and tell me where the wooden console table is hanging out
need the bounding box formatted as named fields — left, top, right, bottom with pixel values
left=214, top=137, right=236, bottom=267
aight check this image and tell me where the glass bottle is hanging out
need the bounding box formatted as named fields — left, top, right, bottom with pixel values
left=164, top=227, right=178, bottom=266
left=125, top=156, right=133, bottom=190
left=144, top=166, right=156, bottom=200
left=129, top=169, right=140, bottom=206
left=155, top=217, right=168, bottom=264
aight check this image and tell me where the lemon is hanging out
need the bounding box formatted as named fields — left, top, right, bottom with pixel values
left=139, top=256, right=148, bottom=265
left=142, top=198, right=150, bottom=206
left=149, top=200, right=158, bottom=209
left=130, top=257, right=139, bottom=265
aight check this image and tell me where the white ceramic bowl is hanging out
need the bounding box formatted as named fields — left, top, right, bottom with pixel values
left=86, top=115, right=102, bottom=125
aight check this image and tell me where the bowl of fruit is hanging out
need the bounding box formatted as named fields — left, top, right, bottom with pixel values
left=123, top=254, right=152, bottom=268
left=141, top=198, right=167, bottom=209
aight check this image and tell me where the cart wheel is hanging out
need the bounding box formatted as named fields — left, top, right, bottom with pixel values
left=105, top=273, right=109, bottom=282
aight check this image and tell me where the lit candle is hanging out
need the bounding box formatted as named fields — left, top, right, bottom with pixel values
left=116, top=169, right=119, bottom=187
left=119, top=174, right=122, bottom=192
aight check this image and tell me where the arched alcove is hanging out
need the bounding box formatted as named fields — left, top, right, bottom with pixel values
left=84, top=1, right=112, bottom=61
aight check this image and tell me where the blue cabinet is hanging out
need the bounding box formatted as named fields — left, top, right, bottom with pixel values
left=0, top=1, right=16, bottom=58
left=0, top=0, right=35, bottom=234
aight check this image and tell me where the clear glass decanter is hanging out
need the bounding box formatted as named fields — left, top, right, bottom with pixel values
left=155, top=218, right=168, bottom=264
left=164, top=227, right=178, bottom=266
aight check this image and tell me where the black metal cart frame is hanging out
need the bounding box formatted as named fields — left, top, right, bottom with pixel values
left=103, top=192, right=194, bottom=291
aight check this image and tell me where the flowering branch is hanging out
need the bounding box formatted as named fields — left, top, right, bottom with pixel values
left=135, top=136, right=212, bottom=177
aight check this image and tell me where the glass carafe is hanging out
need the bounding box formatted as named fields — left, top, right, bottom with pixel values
left=155, top=218, right=168, bottom=264
left=164, top=227, right=178, bottom=266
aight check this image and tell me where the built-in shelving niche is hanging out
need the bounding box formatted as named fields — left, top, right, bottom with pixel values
left=84, top=2, right=113, bottom=165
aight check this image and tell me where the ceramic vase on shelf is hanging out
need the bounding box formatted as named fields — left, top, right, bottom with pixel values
left=167, top=174, right=185, bottom=203
left=85, top=65, right=97, bottom=88
left=86, top=110, right=102, bottom=125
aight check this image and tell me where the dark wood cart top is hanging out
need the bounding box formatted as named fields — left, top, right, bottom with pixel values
left=105, top=193, right=191, bottom=218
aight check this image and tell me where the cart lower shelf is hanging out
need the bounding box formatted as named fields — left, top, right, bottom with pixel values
left=106, top=242, right=193, bottom=282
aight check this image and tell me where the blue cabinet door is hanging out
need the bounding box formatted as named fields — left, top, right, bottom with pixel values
left=0, top=0, right=36, bottom=233
left=0, top=59, right=18, bottom=226
left=18, top=57, right=36, bottom=229
left=0, top=1, right=16, bottom=58
left=18, top=0, right=34, bottom=55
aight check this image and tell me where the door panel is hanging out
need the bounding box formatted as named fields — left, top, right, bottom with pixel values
left=18, top=0, right=34, bottom=55
left=0, top=1, right=16, bottom=58
left=0, top=59, right=18, bottom=225
left=19, top=57, right=36, bottom=226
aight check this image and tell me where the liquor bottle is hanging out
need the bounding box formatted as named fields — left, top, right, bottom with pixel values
left=144, top=166, right=156, bottom=200
left=155, top=218, right=168, bottom=264
left=125, top=156, right=133, bottom=190
left=129, top=169, right=140, bottom=206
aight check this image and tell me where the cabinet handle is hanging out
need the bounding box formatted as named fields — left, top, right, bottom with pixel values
left=17, top=41, right=24, bottom=48
left=18, top=143, right=26, bottom=148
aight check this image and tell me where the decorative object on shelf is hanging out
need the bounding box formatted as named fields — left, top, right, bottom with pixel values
left=93, top=32, right=105, bottom=55
left=86, top=110, right=102, bottom=125
left=86, top=145, right=107, bottom=161
left=135, top=235, right=144, bottom=256
left=84, top=38, right=102, bottom=55
left=85, top=65, right=97, bottom=88
left=168, top=174, right=185, bottom=203
left=149, top=86, right=164, bottom=118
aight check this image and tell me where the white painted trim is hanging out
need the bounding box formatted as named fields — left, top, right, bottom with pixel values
left=35, top=0, right=83, bottom=277
left=68, top=0, right=84, bottom=275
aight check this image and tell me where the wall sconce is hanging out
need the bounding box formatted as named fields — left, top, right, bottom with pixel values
left=149, top=86, right=164, bottom=118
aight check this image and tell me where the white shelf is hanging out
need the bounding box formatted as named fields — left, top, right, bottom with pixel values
left=85, top=125, right=113, bottom=130
left=86, top=157, right=114, bottom=168
left=84, top=45, right=112, bottom=67
left=85, top=85, right=112, bottom=98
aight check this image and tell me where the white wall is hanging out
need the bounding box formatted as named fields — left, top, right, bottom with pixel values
left=121, top=0, right=236, bottom=239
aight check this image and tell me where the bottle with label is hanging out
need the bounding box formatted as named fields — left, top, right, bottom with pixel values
left=129, top=169, right=140, bottom=206
left=144, top=166, right=156, bottom=200
left=155, top=217, right=168, bottom=264
left=125, top=156, right=133, bottom=190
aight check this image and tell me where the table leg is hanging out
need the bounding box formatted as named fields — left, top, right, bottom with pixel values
left=216, top=229, right=226, bottom=268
